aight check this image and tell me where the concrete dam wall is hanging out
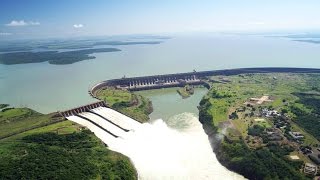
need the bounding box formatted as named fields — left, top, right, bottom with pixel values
left=89, top=67, right=320, bottom=98
left=60, top=101, right=142, bottom=144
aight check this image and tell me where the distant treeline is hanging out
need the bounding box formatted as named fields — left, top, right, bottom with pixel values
left=293, top=40, right=320, bottom=44
left=0, top=48, right=121, bottom=65
left=93, top=41, right=162, bottom=46
left=0, top=37, right=167, bottom=52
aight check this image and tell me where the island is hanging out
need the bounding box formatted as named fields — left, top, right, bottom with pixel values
left=0, top=48, right=121, bottom=65
left=177, top=85, right=195, bottom=98
left=93, top=41, right=162, bottom=46
left=293, top=39, right=320, bottom=44
left=0, top=37, right=169, bottom=53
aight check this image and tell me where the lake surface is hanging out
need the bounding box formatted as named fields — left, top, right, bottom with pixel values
left=1, top=34, right=320, bottom=113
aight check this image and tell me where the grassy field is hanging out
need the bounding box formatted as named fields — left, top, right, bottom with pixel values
left=0, top=108, right=63, bottom=139
left=96, top=87, right=152, bottom=123
left=0, top=106, right=137, bottom=179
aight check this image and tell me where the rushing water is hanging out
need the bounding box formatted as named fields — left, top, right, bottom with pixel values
left=67, top=88, right=244, bottom=179
left=109, top=113, right=243, bottom=180
left=2, top=34, right=320, bottom=113
left=130, top=88, right=244, bottom=179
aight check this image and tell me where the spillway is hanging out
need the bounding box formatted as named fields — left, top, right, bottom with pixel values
left=65, top=106, right=244, bottom=179
left=66, top=115, right=117, bottom=144
left=79, top=112, right=127, bottom=138
left=92, top=107, right=141, bottom=130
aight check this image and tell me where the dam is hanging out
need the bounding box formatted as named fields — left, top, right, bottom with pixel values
left=60, top=101, right=142, bottom=144
left=59, top=67, right=320, bottom=179
left=89, top=67, right=320, bottom=98
left=59, top=102, right=244, bottom=179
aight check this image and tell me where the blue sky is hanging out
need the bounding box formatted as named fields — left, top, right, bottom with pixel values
left=1, top=0, right=320, bottom=39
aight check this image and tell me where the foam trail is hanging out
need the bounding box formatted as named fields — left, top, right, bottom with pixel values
left=80, top=112, right=126, bottom=137
left=68, top=110, right=244, bottom=180
left=93, top=107, right=141, bottom=130
left=107, top=113, right=245, bottom=180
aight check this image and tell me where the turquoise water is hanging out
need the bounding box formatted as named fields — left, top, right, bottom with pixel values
left=1, top=34, right=320, bottom=113
left=137, top=87, right=207, bottom=123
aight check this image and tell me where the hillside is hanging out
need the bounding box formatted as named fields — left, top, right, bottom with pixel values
left=0, top=106, right=137, bottom=179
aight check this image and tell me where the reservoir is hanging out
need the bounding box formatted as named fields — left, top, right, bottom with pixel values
left=1, top=34, right=320, bottom=113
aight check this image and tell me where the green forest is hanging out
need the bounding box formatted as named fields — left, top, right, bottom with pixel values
left=0, top=106, right=137, bottom=180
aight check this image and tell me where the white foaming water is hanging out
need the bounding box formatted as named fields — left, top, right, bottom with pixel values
left=68, top=110, right=244, bottom=179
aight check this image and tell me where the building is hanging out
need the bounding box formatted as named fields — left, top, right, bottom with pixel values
left=289, top=131, right=305, bottom=140
left=304, top=163, right=318, bottom=175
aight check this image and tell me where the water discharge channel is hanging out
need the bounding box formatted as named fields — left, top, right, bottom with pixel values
left=67, top=88, right=244, bottom=179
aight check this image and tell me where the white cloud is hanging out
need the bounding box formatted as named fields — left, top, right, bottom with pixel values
left=6, top=20, right=40, bottom=27
left=73, top=24, right=84, bottom=28
left=0, top=32, right=12, bottom=36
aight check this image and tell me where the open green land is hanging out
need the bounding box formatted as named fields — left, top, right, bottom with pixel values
left=0, top=106, right=137, bottom=179
left=199, top=73, right=320, bottom=179
left=0, top=48, right=121, bottom=65
left=96, top=87, right=153, bottom=123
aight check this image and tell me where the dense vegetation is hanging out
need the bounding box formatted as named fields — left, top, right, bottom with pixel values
left=0, top=131, right=136, bottom=180
left=290, top=92, right=320, bottom=140
left=0, top=106, right=137, bottom=180
left=176, top=85, right=194, bottom=99
left=217, top=140, right=306, bottom=180
left=96, top=88, right=153, bottom=122
left=199, top=73, right=320, bottom=179
left=0, top=48, right=120, bottom=65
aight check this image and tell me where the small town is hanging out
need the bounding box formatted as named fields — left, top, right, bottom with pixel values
left=228, top=94, right=320, bottom=177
